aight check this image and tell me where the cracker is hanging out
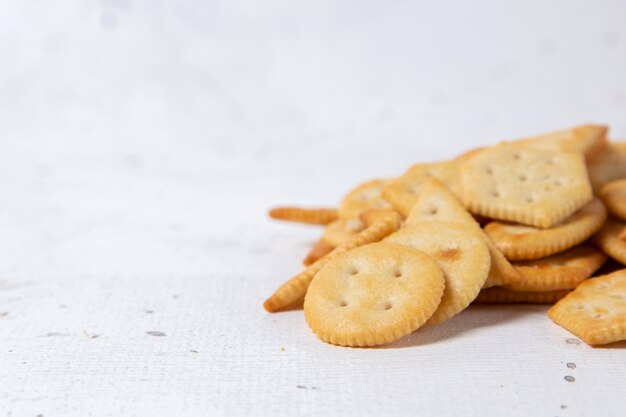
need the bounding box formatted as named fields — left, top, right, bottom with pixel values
left=600, top=179, right=626, bottom=221
left=303, top=238, right=335, bottom=266
left=475, top=288, right=570, bottom=304
left=385, top=221, right=491, bottom=325
left=593, top=217, right=626, bottom=265
left=484, top=198, right=607, bottom=260
left=510, top=124, right=608, bottom=160
left=304, top=242, right=445, bottom=346
left=338, top=179, right=391, bottom=220
left=381, top=161, right=460, bottom=216
left=504, top=245, right=607, bottom=292
left=264, top=214, right=402, bottom=312
left=587, top=142, right=626, bottom=192
left=321, top=219, right=365, bottom=247
left=460, top=143, right=593, bottom=228
left=548, top=269, right=626, bottom=345
left=405, top=178, right=519, bottom=288
left=269, top=207, right=338, bottom=225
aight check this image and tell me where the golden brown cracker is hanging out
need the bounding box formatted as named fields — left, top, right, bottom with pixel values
left=304, top=242, right=445, bottom=347
left=381, top=161, right=460, bottom=216
left=269, top=207, right=339, bottom=225
left=593, top=217, right=626, bottom=265
left=475, top=288, right=570, bottom=304
left=548, top=269, right=626, bottom=345
left=385, top=221, right=491, bottom=325
left=588, top=142, right=626, bottom=193
left=484, top=198, right=607, bottom=260
left=505, top=245, right=607, bottom=292
left=338, top=178, right=391, bottom=220
left=264, top=214, right=402, bottom=312
left=460, top=143, right=593, bottom=228
left=405, top=178, right=519, bottom=288
left=600, top=179, right=626, bottom=221
left=510, top=124, right=608, bottom=160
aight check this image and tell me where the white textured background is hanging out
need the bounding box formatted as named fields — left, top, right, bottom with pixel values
left=1, top=1, right=625, bottom=416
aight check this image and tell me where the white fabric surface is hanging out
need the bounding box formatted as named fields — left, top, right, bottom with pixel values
left=1, top=1, right=625, bottom=416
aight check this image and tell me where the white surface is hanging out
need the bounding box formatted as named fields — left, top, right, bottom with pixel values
left=1, top=1, right=626, bottom=416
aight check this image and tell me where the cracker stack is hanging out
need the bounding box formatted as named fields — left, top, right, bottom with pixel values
left=264, top=124, right=626, bottom=347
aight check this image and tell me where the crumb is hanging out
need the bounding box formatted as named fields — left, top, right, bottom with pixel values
left=564, top=375, right=575, bottom=383
left=566, top=362, right=576, bottom=369
left=146, top=331, right=166, bottom=337
left=565, top=338, right=581, bottom=345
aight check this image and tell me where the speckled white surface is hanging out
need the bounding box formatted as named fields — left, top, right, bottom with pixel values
left=1, top=1, right=626, bottom=416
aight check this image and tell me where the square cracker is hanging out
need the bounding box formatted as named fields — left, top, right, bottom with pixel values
left=548, top=269, right=626, bottom=345
left=588, top=142, right=626, bottom=193
left=460, top=143, right=593, bottom=228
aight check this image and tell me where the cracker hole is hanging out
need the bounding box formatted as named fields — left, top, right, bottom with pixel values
left=492, top=191, right=500, bottom=198
left=429, top=207, right=439, bottom=215
left=339, top=300, right=349, bottom=307
left=349, top=267, right=359, bottom=276
left=525, top=195, right=537, bottom=203
left=546, top=159, right=555, bottom=165
left=383, top=302, right=393, bottom=310
left=554, top=179, right=563, bottom=186
left=485, top=167, right=493, bottom=175
left=593, top=312, right=603, bottom=319
left=512, top=152, right=521, bottom=160
left=393, top=268, right=402, bottom=278
left=519, top=174, right=528, bottom=182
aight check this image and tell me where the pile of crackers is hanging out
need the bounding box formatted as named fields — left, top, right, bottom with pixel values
left=264, top=124, right=626, bottom=347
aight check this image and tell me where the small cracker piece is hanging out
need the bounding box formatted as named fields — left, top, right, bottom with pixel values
left=269, top=207, right=339, bottom=225
left=484, top=198, right=607, bottom=261
left=475, top=288, right=570, bottom=304
left=460, top=143, right=593, bottom=228
left=264, top=214, right=401, bottom=312
left=593, top=217, right=626, bottom=265
left=303, top=239, right=335, bottom=266
left=381, top=161, right=460, bottom=216
left=548, top=269, right=626, bottom=345
left=304, top=242, right=445, bottom=347
left=338, top=179, right=391, bottom=220
left=510, top=124, right=608, bottom=161
left=600, top=179, right=626, bottom=221
left=588, top=142, right=626, bottom=193
left=505, top=245, right=607, bottom=292
left=385, top=221, right=491, bottom=325
left=405, top=178, right=519, bottom=288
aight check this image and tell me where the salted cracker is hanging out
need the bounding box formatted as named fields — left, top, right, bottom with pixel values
left=548, top=269, right=626, bottom=345
left=505, top=245, right=607, bottom=292
left=304, top=242, right=445, bottom=347
left=484, top=198, right=607, bottom=260
left=587, top=142, right=626, bottom=193
left=405, top=178, right=519, bottom=288
left=600, top=179, right=626, bottom=221
left=269, top=207, right=338, bottom=225
left=338, top=178, right=391, bottom=220
left=264, top=214, right=401, bottom=312
left=593, top=217, right=626, bottom=265
left=385, top=221, right=491, bottom=325
left=460, top=143, right=593, bottom=228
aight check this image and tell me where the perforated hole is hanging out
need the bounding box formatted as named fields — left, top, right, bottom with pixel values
left=339, top=300, right=349, bottom=307
left=519, top=175, right=528, bottom=182
left=349, top=267, right=359, bottom=276
left=393, top=268, right=402, bottom=278
left=430, top=207, right=439, bottom=215
left=513, top=152, right=521, bottom=160
left=383, top=302, right=393, bottom=310
left=485, top=167, right=494, bottom=175
left=492, top=191, right=501, bottom=198
left=525, top=195, right=537, bottom=203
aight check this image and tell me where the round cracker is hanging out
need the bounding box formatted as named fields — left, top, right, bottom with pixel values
left=338, top=179, right=391, bottom=220
left=594, top=217, right=626, bottom=265
left=600, top=179, right=626, bottom=221
left=504, top=245, right=607, bottom=292
left=304, top=242, right=444, bottom=347
left=484, top=198, right=607, bottom=261
left=385, top=222, right=491, bottom=325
